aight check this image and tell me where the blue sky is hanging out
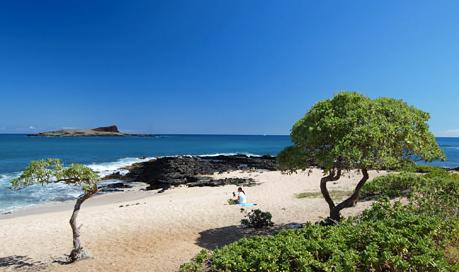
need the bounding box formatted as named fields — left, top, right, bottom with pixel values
left=1, top=1, right=459, bottom=136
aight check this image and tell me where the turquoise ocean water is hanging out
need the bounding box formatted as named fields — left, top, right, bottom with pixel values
left=0, top=134, right=458, bottom=212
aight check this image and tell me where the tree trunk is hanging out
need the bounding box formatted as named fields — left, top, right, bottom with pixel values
left=68, top=190, right=96, bottom=262
left=329, top=169, right=369, bottom=222
left=319, top=169, right=342, bottom=224
left=320, top=169, right=342, bottom=211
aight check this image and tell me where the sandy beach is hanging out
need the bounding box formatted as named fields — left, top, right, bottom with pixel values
left=0, top=169, right=386, bottom=272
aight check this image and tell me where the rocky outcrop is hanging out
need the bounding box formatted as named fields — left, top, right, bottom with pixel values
left=124, top=154, right=277, bottom=190
left=187, top=177, right=257, bottom=187
left=29, top=125, right=153, bottom=137
left=98, top=182, right=132, bottom=192
left=92, top=125, right=120, bottom=133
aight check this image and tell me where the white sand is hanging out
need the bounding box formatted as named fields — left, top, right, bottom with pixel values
left=0, top=169, right=386, bottom=272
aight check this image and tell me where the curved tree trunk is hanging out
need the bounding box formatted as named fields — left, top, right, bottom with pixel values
left=320, top=169, right=342, bottom=212
left=68, top=189, right=96, bottom=262
left=329, top=169, right=369, bottom=222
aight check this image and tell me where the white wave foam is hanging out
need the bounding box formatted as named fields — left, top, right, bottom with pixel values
left=86, top=157, right=155, bottom=177
left=0, top=172, right=20, bottom=189
left=0, top=157, right=156, bottom=213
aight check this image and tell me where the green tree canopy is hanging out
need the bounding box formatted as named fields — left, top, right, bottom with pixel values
left=279, top=92, right=445, bottom=172
left=12, top=159, right=99, bottom=191
left=278, top=92, right=445, bottom=222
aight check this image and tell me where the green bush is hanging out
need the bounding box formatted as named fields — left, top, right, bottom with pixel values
left=241, top=209, right=274, bottom=229
left=399, top=163, right=445, bottom=174
left=414, top=164, right=447, bottom=173
left=360, top=172, right=421, bottom=199
left=360, top=169, right=459, bottom=202
left=411, top=175, right=459, bottom=219
left=182, top=207, right=458, bottom=271
left=179, top=250, right=210, bottom=272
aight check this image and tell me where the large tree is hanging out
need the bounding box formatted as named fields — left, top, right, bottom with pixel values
left=278, top=92, right=445, bottom=223
left=12, top=159, right=100, bottom=262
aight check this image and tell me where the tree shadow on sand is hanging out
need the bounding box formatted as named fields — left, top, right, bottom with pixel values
left=196, top=225, right=246, bottom=250
left=0, top=255, right=46, bottom=271
left=196, top=222, right=305, bottom=250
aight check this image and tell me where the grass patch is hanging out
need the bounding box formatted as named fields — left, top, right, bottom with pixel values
left=296, top=190, right=352, bottom=199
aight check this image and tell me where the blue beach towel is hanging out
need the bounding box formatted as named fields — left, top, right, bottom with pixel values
left=239, top=203, right=257, bottom=207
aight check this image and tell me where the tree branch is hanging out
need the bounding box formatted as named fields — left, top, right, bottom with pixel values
left=335, top=169, right=369, bottom=211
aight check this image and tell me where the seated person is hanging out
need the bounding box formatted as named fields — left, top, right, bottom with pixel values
left=233, top=187, right=256, bottom=206
left=236, top=187, right=246, bottom=204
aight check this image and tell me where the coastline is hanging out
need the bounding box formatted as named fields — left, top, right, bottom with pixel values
left=0, top=183, right=152, bottom=220
left=0, top=169, right=386, bottom=272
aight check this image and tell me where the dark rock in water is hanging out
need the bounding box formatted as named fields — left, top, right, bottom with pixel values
left=103, top=171, right=126, bottom=180
left=451, top=167, right=459, bottom=171
left=125, top=154, right=277, bottom=190
left=99, top=182, right=132, bottom=192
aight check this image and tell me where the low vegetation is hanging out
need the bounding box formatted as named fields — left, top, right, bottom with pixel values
left=240, top=209, right=274, bottom=229
left=359, top=172, right=422, bottom=199
left=181, top=170, right=459, bottom=271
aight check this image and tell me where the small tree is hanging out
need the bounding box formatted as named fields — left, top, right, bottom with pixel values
left=278, top=92, right=445, bottom=223
left=12, top=159, right=100, bottom=262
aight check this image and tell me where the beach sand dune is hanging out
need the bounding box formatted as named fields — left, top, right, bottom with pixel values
left=0, top=169, right=386, bottom=272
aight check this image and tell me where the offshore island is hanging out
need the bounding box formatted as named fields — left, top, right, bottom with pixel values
left=28, top=125, right=153, bottom=137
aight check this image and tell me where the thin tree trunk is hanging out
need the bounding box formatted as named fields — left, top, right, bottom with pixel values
left=329, top=169, right=369, bottom=222
left=319, top=169, right=341, bottom=219
left=68, top=190, right=96, bottom=262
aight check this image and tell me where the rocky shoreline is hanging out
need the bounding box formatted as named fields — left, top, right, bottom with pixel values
left=106, top=154, right=277, bottom=191
left=101, top=156, right=459, bottom=193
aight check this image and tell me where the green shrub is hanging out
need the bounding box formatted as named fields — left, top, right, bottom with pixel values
left=360, top=169, right=459, bottom=203
left=241, top=209, right=274, bottom=229
left=423, top=168, right=459, bottom=180
left=400, top=163, right=445, bottom=174
left=360, top=172, right=421, bottom=199
left=415, top=164, right=447, bottom=173
left=411, top=175, right=459, bottom=219
left=179, top=250, right=210, bottom=272
left=182, top=208, right=458, bottom=271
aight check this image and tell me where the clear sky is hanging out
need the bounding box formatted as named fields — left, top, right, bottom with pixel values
left=1, top=1, right=459, bottom=136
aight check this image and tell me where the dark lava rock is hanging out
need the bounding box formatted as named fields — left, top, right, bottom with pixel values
left=99, top=182, right=132, bottom=192
left=102, top=171, right=127, bottom=180
left=187, top=177, right=256, bottom=187
left=125, top=154, right=277, bottom=190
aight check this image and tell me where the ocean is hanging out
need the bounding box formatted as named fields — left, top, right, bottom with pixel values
left=0, top=134, right=458, bottom=213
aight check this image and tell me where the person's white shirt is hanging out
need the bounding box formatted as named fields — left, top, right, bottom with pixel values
left=238, top=192, right=247, bottom=204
